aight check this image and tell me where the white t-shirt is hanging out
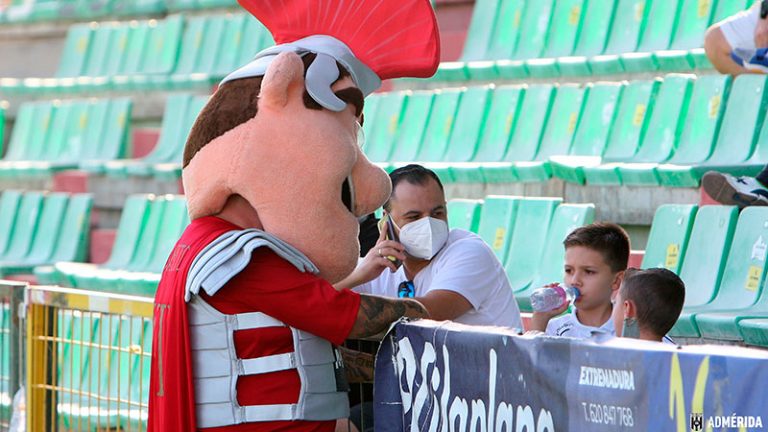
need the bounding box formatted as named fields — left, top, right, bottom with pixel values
left=545, top=308, right=615, bottom=339
left=720, top=5, right=764, bottom=67
left=354, top=229, right=523, bottom=329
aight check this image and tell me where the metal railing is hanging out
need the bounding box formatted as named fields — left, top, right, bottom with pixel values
left=0, top=281, right=25, bottom=432
left=26, top=285, right=153, bottom=432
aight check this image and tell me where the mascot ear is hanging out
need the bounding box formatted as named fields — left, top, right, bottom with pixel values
left=259, top=51, right=306, bottom=110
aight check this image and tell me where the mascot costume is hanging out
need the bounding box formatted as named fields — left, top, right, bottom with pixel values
left=147, top=0, right=439, bottom=430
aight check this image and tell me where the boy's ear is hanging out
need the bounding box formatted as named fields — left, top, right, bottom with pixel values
left=611, top=270, right=626, bottom=291
left=623, top=299, right=637, bottom=319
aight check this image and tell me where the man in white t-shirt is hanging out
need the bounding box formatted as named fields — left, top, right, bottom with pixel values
left=334, top=164, right=523, bottom=329
left=701, top=2, right=768, bottom=208
left=704, top=1, right=768, bottom=74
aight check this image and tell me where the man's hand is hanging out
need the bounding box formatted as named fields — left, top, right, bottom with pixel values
left=348, top=294, right=429, bottom=339
left=334, top=228, right=407, bottom=290
left=756, top=3, right=768, bottom=48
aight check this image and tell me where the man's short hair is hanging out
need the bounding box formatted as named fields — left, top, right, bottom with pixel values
left=384, top=164, right=444, bottom=211
left=620, top=268, right=685, bottom=338
left=563, top=222, right=630, bottom=272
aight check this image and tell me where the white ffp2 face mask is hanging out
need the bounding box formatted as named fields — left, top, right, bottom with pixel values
left=397, top=216, right=449, bottom=260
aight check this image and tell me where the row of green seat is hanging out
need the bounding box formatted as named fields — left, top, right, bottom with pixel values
left=0, top=191, right=93, bottom=278
left=56, top=310, right=151, bottom=430
left=640, top=203, right=768, bottom=347
left=1, top=0, right=236, bottom=23
left=0, top=300, right=9, bottom=422
left=86, top=93, right=208, bottom=180
left=364, top=72, right=766, bottom=187
left=0, top=12, right=272, bottom=95
left=47, top=194, right=189, bottom=296
left=0, top=98, right=131, bottom=179
left=434, top=0, right=749, bottom=81
left=448, top=196, right=595, bottom=312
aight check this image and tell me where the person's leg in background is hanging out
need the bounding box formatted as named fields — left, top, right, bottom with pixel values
left=702, top=168, right=768, bottom=208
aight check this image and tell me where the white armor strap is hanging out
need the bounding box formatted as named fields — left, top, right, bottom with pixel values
left=234, top=311, right=284, bottom=330
left=185, top=229, right=319, bottom=302
left=241, top=353, right=295, bottom=375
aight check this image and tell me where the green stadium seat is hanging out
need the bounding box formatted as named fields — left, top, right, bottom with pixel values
left=406, top=89, right=463, bottom=168
left=166, top=16, right=210, bottom=89
left=111, top=21, right=152, bottom=89
left=388, top=91, right=434, bottom=165
left=671, top=206, right=768, bottom=338
left=0, top=105, right=5, bottom=155
left=451, top=85, right=524, bottom=183
left=0, top=192, right=43, bottom=262
left=525, top=83, right=590, bottom=183
left=654, top=0, right=717, bottom=71
left=678, top=205, right=738, bottom=309
left=152, top=95, right=209, bottom=180
left=503, top=197, right=562, bottom=294
left=619, top=0, right=683, bottom=72
left=212, top=13, right=249, bottom=78
left=657, top=74, right=731, bottom=186
left=576, top=78, right=660, bottom=185
left=488, top=84, right=555, bottom=183
left=56, top=310, right=99, bottom=427
left=54, top=195, right=151, bottom=288
left=166, top=0, right=199, bottom=11
left=739, top=318, right=768, bottom=347
left=447, top=199, right=483, bottom=233
left=198, top=0, right=237, bottom=8
left=496, top=0, right=556, bottom=79
left=118, top=196, right=189, bottom=296
left=485, top=0, right=525, bottom=62
left=425, top=85, right=493, bottom=182
left=640, top=204, right=697, bottom=273
left=659, top=74, right=766, bottom=186
left=518, top=203, right=596, bottom=310
left=589, top=0, right=648, bottom=75
left=361, top=93, right=381, bottom=145
left=696, top=275, right=768, bottom=341
left=545, top=82, right=622, bottom=184
left=617, top=74, right=696, bottom=185
left=557, top=0, right=618, bottom=76
left=436, top=0, right=501, bottom=80
left=87, top=198, right=167, bottom=293
left=365, top=91, right=407, bottom=165
left=237, top=14, right=274, bottom=67
left=0, top=191, right=22, bottom=258
left=75, top=0, right=113, bottom=19
left=525, top=0, right=587, bottom=78
left=130, top=16, right=184, bottom=90
left=112, top=0, right=165, bottom=16
left=50, top=23, right=93, bottom=91
left=101, top=94, right=191, bottom=176
left=476, top=196, right=520, bottom=264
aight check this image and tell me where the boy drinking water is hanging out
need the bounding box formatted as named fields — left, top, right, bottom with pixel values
left=529, top=222, right=630, bottom=338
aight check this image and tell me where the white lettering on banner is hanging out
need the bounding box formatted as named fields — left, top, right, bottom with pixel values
left=580, top=402, right=634, bottom=427
left=578, top=366, right=636, bottom=390
left=395, top=337, right=556, bottom=431
left=707, top=415, right=763, bottom=428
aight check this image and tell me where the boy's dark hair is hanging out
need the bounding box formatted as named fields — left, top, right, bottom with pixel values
left=383, top=164, right=444, bottom=211
left=563, top=222, right=630, bottom=272
left=620, top=268, right=685, bottom=337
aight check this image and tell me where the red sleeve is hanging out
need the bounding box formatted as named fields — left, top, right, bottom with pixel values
left=204, top=248, right=361, bottom=346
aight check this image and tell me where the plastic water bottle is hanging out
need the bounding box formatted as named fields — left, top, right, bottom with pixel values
left=530, top=285, right=580, bottom=312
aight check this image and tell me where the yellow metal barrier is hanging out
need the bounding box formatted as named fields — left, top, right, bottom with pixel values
left=26, top=285, right=153, bottom=432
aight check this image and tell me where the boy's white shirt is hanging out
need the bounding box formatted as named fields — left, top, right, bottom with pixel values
left=545, top=308, right=615, bottom=339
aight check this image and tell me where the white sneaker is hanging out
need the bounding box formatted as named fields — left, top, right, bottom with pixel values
left=702, top=171, right=768, bottom=208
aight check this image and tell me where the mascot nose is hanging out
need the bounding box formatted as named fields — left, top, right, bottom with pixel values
left=349, top=157, right=391, bottom=217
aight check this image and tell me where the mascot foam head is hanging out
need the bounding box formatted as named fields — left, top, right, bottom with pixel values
left=182, top=0, right=440, bottom=283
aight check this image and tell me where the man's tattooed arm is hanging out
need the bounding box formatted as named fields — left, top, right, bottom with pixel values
left=347, top=294, right=429, bottom=339
left=338, top=346, right=375, bottom=383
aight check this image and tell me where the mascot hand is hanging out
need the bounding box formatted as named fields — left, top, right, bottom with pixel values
left=335, top=229, right=405, bottom=290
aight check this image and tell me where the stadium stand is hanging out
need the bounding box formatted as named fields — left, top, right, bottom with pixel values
left=2, top=0, right=768, bottom=429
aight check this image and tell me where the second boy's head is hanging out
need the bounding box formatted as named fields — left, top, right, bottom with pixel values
left=612, top=268, right=685, bottom=340
left=563, top=222, right=630, bottom=312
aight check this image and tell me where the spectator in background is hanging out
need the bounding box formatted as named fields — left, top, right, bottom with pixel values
left=611, top=267, right=685, bottom=344
left=335, top=164, right=523, bottom=329
left=702, top=2, right=768, bottom=205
